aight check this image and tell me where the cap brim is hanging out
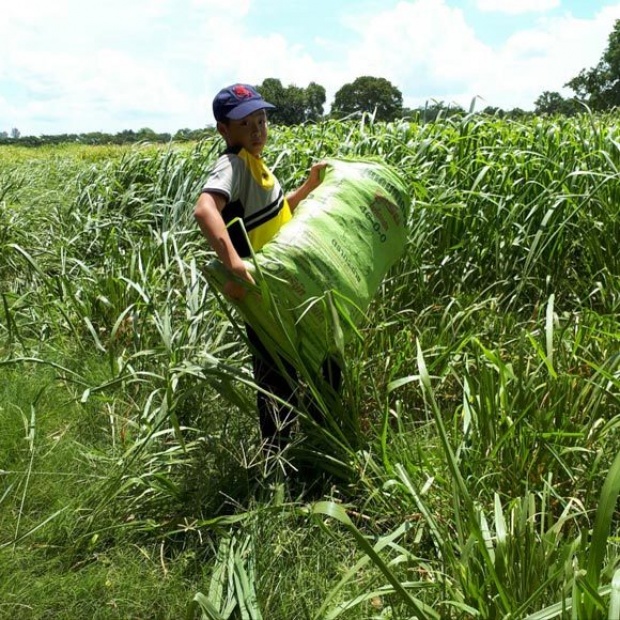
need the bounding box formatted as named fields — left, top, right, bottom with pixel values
left=226, top=100, right=276, bottom=120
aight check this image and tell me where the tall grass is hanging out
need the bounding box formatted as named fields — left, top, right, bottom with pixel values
left=1, top=113, right=620, bottom=618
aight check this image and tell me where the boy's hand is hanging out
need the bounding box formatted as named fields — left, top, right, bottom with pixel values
left=286, top=161, right=329, bottom=212
left=223, top=260, right=255, bottom=301
left=307, top=161, right=328, bottom=192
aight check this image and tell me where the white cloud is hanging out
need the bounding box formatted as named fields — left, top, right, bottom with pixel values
left=0, top=0, right=202, bottom=134
left=191, top=5, right=340, bottom=123
left=192, top=0, right=489, bottom=118
left=340, top=0, right=496, bottom=106
left=190, top=0, right=251, bottom=14
left=3, top=0, right=620, bottom=135
left=471, top=4, right=620, bottom=109
left=0, top=0, right=71, bottom=24
left=324, top=0, right=620, bottom=111
left=475, top=0, right=560, bottom=15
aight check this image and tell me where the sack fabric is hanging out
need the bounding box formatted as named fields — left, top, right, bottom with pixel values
left=205, top=157, right=410, bottom=372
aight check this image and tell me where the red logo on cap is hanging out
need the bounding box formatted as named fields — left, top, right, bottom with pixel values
left=232, top=85, right=253, bottom=99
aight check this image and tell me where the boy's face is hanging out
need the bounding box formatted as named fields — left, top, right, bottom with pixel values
left=218, top=109, right=268, bottom=157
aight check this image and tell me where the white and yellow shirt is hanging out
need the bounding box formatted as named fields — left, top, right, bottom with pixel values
left=202, top=147, right=292, bottom=257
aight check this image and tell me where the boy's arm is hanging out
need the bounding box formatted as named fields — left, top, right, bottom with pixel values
left=286, top=162, right=328, bottom=212
left=194, top=191, right=254, bottom=300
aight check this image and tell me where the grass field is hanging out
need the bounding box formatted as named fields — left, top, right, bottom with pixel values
left=2, top=112, right=620, bottom=619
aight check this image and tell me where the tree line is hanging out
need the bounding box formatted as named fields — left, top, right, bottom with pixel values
left=4, top=19, right=620, bottom=147
left=0, top=126, right=215, bottom=148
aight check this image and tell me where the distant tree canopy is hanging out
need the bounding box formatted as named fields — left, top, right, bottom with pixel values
left=564, top=18, right=620, bottom=111
left=0, top=127, right=212, bottom=147
left=331, top=76, right=403, bottom=121
left=256, top=78, right=326, bottom=125
left=534, top=91, right=581, bottom=116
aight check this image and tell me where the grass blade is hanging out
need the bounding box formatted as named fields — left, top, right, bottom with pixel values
left=310, top=500, right=439, bottom=620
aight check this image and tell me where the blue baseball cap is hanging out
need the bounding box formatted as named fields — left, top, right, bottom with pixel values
left=212, top=83, right=275, bottom=122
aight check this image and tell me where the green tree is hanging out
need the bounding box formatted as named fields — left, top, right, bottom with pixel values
left=534, top=91, right=580, bottom=116
left=331, top=76, right=403, bottom=121
left=304, top=81, right=326, bottom=122
left=257, top=78, right=287, bottom=119
left=482, top=106, right=505, bottom=118
left=505, top=107, right=531, bottom=120
left=279, top=84, right=306, bottom=125
left=136, top=127, right=158, bottom=142
left=565, top=18, right=620, bottom=110
left=173, top=128, right=194, bottom=142
left=256, top=79, right=326, bottom=125
left=81, top=132, right=110, bottom=145
left=114, top=129, right=137, bottom=144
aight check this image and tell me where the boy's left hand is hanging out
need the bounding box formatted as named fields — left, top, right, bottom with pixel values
left=286, top=161, right=329, bottom=212
left=307, top=161, right=328, bottom=191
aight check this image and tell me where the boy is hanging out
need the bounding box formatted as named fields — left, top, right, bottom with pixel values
left=194, top=83, right=340, bottom=455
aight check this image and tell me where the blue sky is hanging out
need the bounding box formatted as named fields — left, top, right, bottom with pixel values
left=1, top=0, right=619, bottom=136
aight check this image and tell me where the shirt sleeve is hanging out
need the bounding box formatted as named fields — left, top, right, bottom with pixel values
left=202, top=154, right=238, bottom=200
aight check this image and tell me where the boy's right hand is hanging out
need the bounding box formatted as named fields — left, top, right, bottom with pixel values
left=223, top=260, right=255, bottom=301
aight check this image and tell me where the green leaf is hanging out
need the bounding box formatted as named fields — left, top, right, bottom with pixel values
left=310, top=501, right=440, bottom=620
left=584, top=448, right=620, bottom=617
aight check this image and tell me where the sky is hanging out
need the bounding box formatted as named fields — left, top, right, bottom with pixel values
left=1, top=0, right=620, bottom=137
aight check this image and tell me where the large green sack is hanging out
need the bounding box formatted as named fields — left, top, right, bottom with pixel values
left=205, top=157, right=410, bottom=372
